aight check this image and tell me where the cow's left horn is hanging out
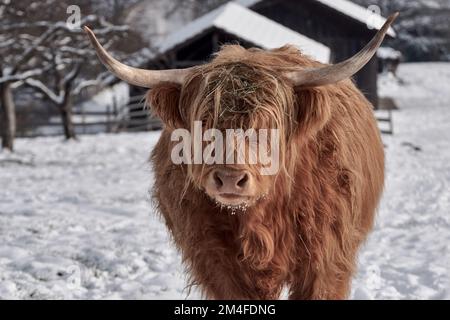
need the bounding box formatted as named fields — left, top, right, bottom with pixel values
left=286, top=12, right=399, bottom=87
left=84, top=26, right=193, bottom=88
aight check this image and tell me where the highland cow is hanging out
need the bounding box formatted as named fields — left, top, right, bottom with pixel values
left=85, top=13, right=397, bottom=299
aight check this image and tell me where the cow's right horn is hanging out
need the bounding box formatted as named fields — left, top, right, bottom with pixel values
left=84, top=26, right=193, bottom=88
left=286, top=12, right=399, bottom=87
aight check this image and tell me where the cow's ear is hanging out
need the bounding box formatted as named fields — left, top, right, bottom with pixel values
left=294, top=86, right=332, bottom=137
left=146, top=84, right=184, bottom=129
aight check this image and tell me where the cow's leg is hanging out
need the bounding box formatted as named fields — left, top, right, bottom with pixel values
left=185, top=247, right=283, bottom=299
left=288, top=262, right=353, bottom=300
left=195, top=265, right=259, bottom=300
left=194, top=262, right=283, bottom=299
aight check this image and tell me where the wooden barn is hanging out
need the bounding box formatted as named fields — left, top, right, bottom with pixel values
left=154, top=2, right=330, bottom=67
left=124, top=2, right=331, bottom=131
left=120, top=0, right=396, bottom=131
left=237, top=0, right=397, bottom=108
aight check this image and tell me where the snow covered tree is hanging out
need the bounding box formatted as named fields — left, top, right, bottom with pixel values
left=23, top=16, right=129, bottom=140
left=0, top=0, right=56, bottom=150
left=352, top=0, right=450, bottom=61
left=0, top=0, right=142, bottom=147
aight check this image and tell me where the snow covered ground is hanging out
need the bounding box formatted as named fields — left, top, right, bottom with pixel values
left=352, top=63, right=450, bottom=299
left=0, top=63, right=449, bottom=300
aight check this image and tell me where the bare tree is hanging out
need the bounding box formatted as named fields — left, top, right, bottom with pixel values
left=25, top=63, right=81, bottom=140
left=0, top=1, right=57, bottom=150
left=0, top=0, right=139, bottom=147
left=0, top=1, right=91, bottom=149
left=24, top=17, right=128, bottom=140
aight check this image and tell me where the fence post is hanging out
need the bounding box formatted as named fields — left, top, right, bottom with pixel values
left=82, top=104, right=86, bottom=134
left=112, top=95, right=118, bottom=133
left=106, top=104, right=111, bottom=133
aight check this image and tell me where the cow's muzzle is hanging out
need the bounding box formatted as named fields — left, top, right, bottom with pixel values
left=204, top=168, right=253, bottom=207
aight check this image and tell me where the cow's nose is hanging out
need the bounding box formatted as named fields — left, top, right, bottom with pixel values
left=213, top=169, right=249, bottom=193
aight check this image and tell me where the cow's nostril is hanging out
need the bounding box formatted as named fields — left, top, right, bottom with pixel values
left=237, top=173, right=249, bottom=188
left=213, top=171, right=223, bottom=187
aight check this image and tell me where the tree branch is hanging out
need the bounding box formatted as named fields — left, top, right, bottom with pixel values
left=8, top=16, right=129, bottom=76
left=24, top=78, right=63, bottom=105
left=0, top=65, right=51, bottom=84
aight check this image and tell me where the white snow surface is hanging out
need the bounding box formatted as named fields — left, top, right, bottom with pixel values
left=1, top=63, right=449, bottom=300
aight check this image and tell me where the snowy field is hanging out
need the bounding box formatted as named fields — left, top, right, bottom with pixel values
left=0, top=63, right=449, bottom=300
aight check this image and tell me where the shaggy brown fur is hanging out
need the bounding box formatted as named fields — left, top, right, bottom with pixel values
left=148, top=45, right=384, bottom=300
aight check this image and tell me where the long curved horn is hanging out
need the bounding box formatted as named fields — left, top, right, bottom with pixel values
left=84, top=26, right=193, bottom=88
left=286, top=12, right=399, bottom=87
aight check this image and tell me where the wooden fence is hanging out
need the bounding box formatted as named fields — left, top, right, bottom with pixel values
left=25, top=95, right=393, bottom=136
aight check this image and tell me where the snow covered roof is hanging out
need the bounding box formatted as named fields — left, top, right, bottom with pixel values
left=377, top=47, right=402, bottom=60
left=237, top=0, right=396, bottom=37
left=157, top=2, right=331, bottom=63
